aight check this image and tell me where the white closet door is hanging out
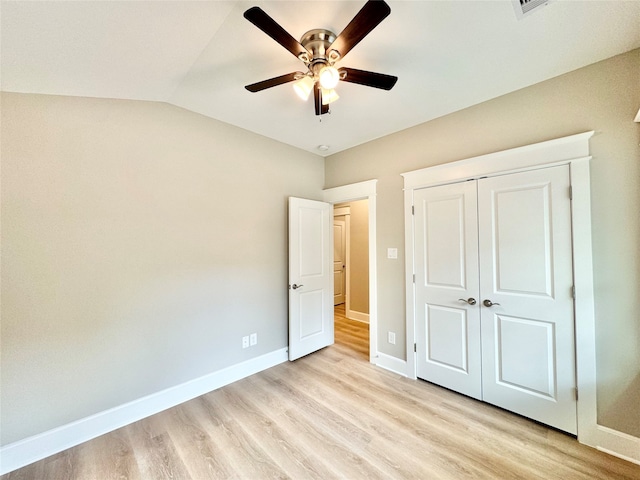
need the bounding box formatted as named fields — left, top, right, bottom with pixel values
left=478, top=165, right=577, bottom=434
left=414, top=181, right=482, bottom=400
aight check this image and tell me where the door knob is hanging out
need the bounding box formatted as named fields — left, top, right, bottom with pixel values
left=291, top=284, right=304, bottom=290
left=458, top=298, right=477, bottom=305
left=483, top=299, right=500, bottom=307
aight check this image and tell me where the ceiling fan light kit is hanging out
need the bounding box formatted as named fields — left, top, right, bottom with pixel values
left=243, top=0, right=398, bottom=116
left=318, top=65, right=340, bottom=89
left=293, top=76, right=314, bottom=101
left=321, top=88, right=340, bottom=105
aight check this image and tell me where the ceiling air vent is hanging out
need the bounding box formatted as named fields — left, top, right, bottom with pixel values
left=512, top=0, right=555, bottom=20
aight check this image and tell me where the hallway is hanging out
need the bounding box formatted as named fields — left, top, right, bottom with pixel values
left=334, top=304, right=368, bottom=360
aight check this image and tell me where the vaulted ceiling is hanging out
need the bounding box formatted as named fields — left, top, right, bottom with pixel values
left=2, top=1, right=639, bottom=156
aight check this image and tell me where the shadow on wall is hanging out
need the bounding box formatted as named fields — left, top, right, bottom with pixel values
left=601, top=373, right=640, bottom=436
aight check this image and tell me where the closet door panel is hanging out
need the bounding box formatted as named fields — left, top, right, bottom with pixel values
left=478, top=166, right=577, bottom=434
left=414, top=181, right=482, bottom=399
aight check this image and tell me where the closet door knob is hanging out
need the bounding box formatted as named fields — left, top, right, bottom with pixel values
left=458, top=298, right=477, bottom=305
left=483, top=299, right=500, bottom=307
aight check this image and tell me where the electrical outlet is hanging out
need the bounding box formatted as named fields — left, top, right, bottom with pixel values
left=242, top=336, right=249, bottom=349
left=250, top=333, right=257, bottom=346
left=388, top=331, right=396, bottom=345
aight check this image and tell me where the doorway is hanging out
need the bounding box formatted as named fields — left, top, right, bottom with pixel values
left=333, top=200, right=370, bottom=359
left=323, top=180, right=378, bottom=363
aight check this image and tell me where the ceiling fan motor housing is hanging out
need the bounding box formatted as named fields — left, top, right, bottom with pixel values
left=300, top=29, right=338, bottom=72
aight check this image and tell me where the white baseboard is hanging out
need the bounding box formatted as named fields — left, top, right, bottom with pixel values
left=346, top=308, right=369, bottom=324
left=0, top=348, right=288, bottom=476
left=5, top=348, right=639, bottom=473
left=596, top=425, right=640, bottom=465
left=375, top=352, right=407, bottom=377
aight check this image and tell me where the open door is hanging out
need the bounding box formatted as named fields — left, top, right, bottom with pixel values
left=288, top=197, right=334, bottom=360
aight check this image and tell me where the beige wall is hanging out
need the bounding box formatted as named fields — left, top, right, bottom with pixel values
left=325, top=49, right=640, bottom=437
left=2, top=49, right=638, bottom=448
left=335, top=200, right=369, bottom=315
left=0, top=93, right=324, bottom=445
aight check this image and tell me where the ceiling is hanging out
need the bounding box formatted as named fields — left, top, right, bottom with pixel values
left=2, top=1, right=639, bottom=156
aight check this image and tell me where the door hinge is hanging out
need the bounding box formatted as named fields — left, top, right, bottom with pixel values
left=572, top=285, right=576, bottom=299
left=414, top=343, right=417, bottom=353
left=569, top=186, right=573, bottom=200
left=412, top=205, right=415, bottom=215
left=413, top=274, right=415, bottom=283
left=575, top=387, right=579, bottom=401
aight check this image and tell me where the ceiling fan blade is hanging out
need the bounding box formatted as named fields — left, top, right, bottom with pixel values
left=339, top=67, right=397, bottom=90
left=245, top=72, right=301, bottom=93
left=244, top=7, right=310, bottom=60
left=313, top=83, right=329, bottom=115
left=328, top=0, right=391, bottom=61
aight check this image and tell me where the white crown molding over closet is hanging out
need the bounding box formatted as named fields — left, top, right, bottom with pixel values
left=402, top=131, right=633, bottom=457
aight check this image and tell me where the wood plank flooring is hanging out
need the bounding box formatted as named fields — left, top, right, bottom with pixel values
left=4, top=306, right=640, bottom=479
left=333, top=303, right=369, bottom=360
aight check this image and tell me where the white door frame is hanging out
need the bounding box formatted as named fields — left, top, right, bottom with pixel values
left=402, top=132, right=597, bottom=447
left=324, top=180, right=377, bottom=363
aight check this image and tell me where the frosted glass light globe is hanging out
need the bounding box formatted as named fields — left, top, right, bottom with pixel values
left=319, top=66, right=339, bottom=89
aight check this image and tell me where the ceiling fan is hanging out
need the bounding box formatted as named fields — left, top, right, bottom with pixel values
left=244, top=0, right=398, bottom=116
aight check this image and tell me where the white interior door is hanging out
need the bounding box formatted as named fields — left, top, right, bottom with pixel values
left=414, top=181, right=482, bottom=399
left=288, top=197, right=334, bottom=361
left=333, top=218, right=346, bottom=305
left=478, top=166, right=577, bottom=434
left=413, top=165, right=576, bottom=434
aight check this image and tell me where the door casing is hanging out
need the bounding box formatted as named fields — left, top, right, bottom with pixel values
left=402, top=131, right=597, bottom=446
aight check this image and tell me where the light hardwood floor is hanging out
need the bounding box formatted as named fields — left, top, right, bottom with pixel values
left=334, top=303, right=369, bottom=360
left=4, top=306, right=640, bottom=479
